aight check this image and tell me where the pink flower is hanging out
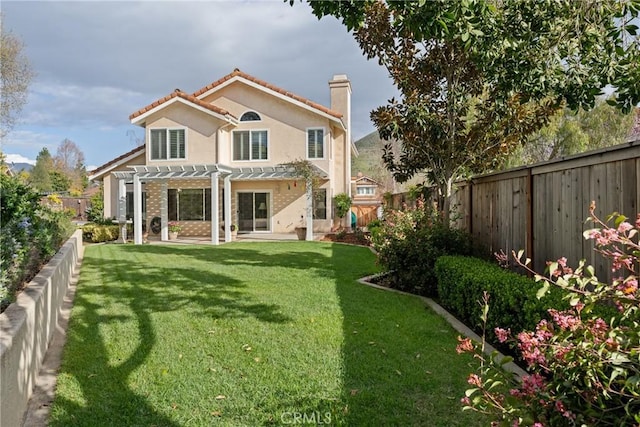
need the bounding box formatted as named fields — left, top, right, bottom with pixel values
left=467, top=373, right=482, bottom=387
left=617, top=221, right=633, bottom=233
left=517, top=331, right=547, bottom=367
left=588, top=318, right=608, bottom=340
left=549, top=309, right=581, bottom=331
left=554, top=344, right=573, bottom=360
left=518, top=374, right=546, bottom=396
left=456, top=336, right=474, bottom=354
left=617, top=278, right=638, bottom=295
left=460, top=396, right=471, bottom=406
left=494, top=327, right=511, bottom=343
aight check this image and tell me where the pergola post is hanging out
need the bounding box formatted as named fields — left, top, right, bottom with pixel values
left=133, top=173, right=143, bottom=245
left=224, top=174, right=232, bottom=242
left=211, top=172, right=220, bottom=245
left=305, top=178, right=313, bottom=241
left=117, top=178, right=127, bottom=243
left=160, top=180, right=168, bottom=241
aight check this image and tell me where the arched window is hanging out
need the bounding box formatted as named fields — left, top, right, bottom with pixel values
left=240, top=111, right=261, bottom=122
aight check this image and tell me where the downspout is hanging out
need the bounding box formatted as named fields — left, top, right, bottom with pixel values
left=216, top=120, right=236, bottom=164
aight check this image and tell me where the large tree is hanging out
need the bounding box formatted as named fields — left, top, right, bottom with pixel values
left=1, top=15, right=35, bottom=138
left=54, top=138, right=87, bottom=194
left=505, top=102, right=637, bottom=167
left=29, top=147, right=54, bottom=193
left=301, top=0, right=640, bottom=220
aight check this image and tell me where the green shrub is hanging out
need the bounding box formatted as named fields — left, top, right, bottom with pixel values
left=85, top=186, right=104, bottom=223
left=82, top=223, right=119, bottom=243
left=435, top=255, right=567, bottom=342
left=0, top=173, right=73, bottom=310
left=82, top=223, right=96, bottom=241
left=370, top=200, right=473, bottom=296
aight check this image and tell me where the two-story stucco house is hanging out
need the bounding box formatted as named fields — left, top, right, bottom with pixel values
left=89, top=69, right=354, bottom=244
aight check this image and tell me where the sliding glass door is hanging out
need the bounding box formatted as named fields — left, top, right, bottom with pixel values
left=237, top=192, right=270, bottom=232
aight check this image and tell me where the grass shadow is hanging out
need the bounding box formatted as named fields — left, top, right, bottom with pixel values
left=330, top=244, right=488, bottom=426
left=50, top=244, right=298, bottom=425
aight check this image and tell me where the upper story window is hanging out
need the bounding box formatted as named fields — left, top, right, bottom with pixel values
left=150, top=128, right=186, bottom=160
left=307, top=128, right=324, bottom=159
left=233, top=130, right=268, bottom=161
left=356, top=186, right=376, bottom=196
left=240, top=111, right=261, bottom=122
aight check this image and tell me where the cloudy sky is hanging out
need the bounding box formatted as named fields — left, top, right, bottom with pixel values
left=2, top=0, right=397, bottom=169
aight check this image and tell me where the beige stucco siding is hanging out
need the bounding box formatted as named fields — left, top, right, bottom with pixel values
left=103, top=152, right=146, bottom=218
left=203, top=84, right=335, bottom=170
left=143, top=103, right=223, bottom=166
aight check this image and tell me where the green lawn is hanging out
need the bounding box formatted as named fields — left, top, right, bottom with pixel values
left=50, top=242, right=486, bottom=426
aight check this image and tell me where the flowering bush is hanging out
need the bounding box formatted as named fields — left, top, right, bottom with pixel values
left=168, top=221, right=182, bottom=233
left=370, top=198, right=473, bottom=296
left=1, top=173, right=73, bottom=311
left=458, top=202, right=640, bottom=426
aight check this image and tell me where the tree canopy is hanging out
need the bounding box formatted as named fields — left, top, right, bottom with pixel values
left=28, top=140, right=87, bottom=194
left=504, top=102, right=637, bottom=167
left=299, top=0, right=640, bottom=219
left=1, top=15, right=35, bottom=138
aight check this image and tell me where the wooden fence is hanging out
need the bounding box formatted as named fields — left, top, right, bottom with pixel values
left=392, top=141, right=640, bottom=282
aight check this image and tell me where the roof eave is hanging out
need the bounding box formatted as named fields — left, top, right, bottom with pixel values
left=130, top=97, right=236, bottom=126
left=197, top=75, right=344, bottom=126
left=88, top=146, right=147, bottom=181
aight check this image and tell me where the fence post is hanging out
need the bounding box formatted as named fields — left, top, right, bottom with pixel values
left=526, top=167, right=534, bottom=269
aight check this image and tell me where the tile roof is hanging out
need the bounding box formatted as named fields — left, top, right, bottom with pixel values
left=129, top=90, right=235, bottom=121
left=192, top=68, right=343, bottom=119
left=88, top=144, right=145, bottom=177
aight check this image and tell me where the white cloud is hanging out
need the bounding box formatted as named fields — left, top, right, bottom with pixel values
left=2, top=0, right=397, bottom=163
left=4, top=153, right=36, bottom=165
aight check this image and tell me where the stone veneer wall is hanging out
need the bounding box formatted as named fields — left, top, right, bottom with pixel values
left=143, top=179, right=332, bottom=236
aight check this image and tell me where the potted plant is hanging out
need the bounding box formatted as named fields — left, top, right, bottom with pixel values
left=333, top=193, right=352, bottom=229
left=295, top=224, right=306, bottom=240
left=168, top=221, right=181, bottom=240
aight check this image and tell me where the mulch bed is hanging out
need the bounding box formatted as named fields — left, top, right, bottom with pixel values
left=320, top=232, right=371, bottom=246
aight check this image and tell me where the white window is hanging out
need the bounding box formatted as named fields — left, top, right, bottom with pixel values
left=150, top=129, right=185, bottom=160
left=240, top=111, right=261, bottom=121
left=307, top=128, right=324, bottom=159
left=357, top=186, right=376, bottom=196
left=168, top=189, right=211, bottom=221
left=233, top=130, right=268, bottom=161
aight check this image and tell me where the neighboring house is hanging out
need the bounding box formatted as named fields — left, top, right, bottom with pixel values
left=89, top=69, right=354, bottom=244
left=350, top=172, right=382, bottom=228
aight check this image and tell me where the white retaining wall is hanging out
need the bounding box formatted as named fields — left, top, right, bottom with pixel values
left=0, top=229, right=83, bottom=427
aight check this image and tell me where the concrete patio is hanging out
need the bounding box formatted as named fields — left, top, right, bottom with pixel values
left=144, top=232, right=325, bottom=245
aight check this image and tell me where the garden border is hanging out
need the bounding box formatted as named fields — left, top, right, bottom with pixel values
left=0, top=229, right=84, bottom=427
left=358, top=274, right=527, bottom=379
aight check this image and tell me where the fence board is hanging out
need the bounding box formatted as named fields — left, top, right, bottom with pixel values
left=389, top=142, right=640, bottom=283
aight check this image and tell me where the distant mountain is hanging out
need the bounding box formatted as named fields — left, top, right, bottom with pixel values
left=352, top=131, right=421, bottom=194
left=9, top=163, right=34, bottom=173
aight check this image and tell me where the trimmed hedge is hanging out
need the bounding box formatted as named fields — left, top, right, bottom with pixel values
left=435, top=255, right=568, bottom=343
left=82, top=223, right=120, bottom=243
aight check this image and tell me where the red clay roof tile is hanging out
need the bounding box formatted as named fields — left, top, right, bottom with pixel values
left=89, top=144, right=145, bottom=177
left=129, top=90, right=235, bottom=121
left=192, top=68, right=343, bottom=119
